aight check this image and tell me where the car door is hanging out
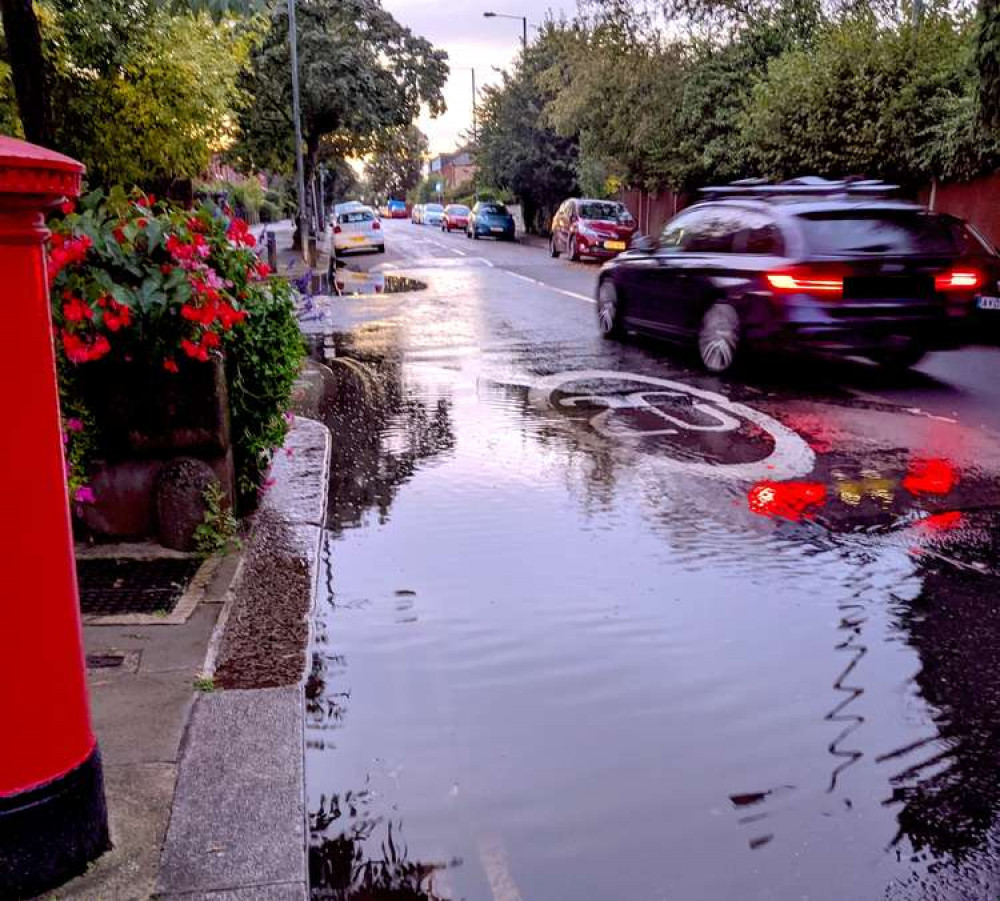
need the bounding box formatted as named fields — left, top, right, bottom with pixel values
left=626, top=208, right=707, bottom=333
left=645, top=207, right=744, bottom=335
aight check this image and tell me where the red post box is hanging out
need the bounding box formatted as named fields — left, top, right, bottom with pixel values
left=0, top=138, right=109, bottom=895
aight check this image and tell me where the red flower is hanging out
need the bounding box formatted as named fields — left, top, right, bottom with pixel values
left=136, top=217, right=148, bottom=228
left=161, top=263, right=173, bottom=275
left=61, top=331, right=110, bottom=364
left=181, top=338, right=210, bottom=362
left=113, top=225, right=127, bottom=244
left=62, top=295, right=93, bottom=323
left=103, top=299, right=132, bottom=332
left=163, top=359, right=179, bottom=373
left=250, top=260, right=270, bottom=281
left=60, top=199, right=75, bottom=215
left=226, top=218, right=255, bottom=248
left=201, top=330, right=221, bottom=349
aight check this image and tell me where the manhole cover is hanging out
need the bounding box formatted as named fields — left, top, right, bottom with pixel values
left=77, top=557, right=201, bottom=616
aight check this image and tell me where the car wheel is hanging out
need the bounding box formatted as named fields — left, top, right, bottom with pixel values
left=550, top=236, right=560, bottom=258
left=866, top=341, right=926, bottom=371
left=473, top=229, right=480, bottom=240
left=697, top=303, right=741, bottom=373
left=568, top=234, right=580, bottom=262
left=377, top=244, right=385, bottom=254
left=597, top=279, right=625, bottom=339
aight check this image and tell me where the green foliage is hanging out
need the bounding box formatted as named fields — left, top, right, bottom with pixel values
left=193, top=675, right=216, bottom=692
left=364, top=125, right=428, bottom=203
left=743, top=8, right=986, bottom=182
left=235, top=0, right=447, bottom=224
left=976, top=0, right=1000, bottom=130
left=4, top=1, right=253, bottom=188
left=224, top=277, right=304, bottom=509
left=193, top=481, right=240, bottom=557
left=476, top=22, right=580, bottom=232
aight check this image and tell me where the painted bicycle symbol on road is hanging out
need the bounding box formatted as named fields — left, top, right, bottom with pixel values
left=527, top=369, right=815, bottom=481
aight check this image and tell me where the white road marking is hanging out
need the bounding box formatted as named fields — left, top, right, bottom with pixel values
left=477, top=835, right=523, bottom=901
left=503, top=269, right=595, bottom=304
left=527, top=369, right=815, bottom=481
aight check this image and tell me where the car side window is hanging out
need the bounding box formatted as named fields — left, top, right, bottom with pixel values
left=732, top=210, right=785, bottom=255
left=682, top=209, right=744, bottom=253
left=660, top=210, right=703, bottom=252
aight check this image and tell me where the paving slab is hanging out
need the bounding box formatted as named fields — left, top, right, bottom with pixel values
left=156, top=688, right=307, bottom=898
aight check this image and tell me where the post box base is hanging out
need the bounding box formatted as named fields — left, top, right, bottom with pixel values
left=0, top=747, right=110, bottom=898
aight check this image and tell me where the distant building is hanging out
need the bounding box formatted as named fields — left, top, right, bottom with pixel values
left=428, top=148, right=476, bottom=191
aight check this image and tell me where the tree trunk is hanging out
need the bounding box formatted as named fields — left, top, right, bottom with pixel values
left=1, top=0, right=54, bottom=147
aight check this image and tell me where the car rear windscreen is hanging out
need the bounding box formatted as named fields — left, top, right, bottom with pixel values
left=796, top=210, right=975, bottom=256
left=339, top=211, right=373, bottom=223
left=480, top=204, right=509, bottom=215
left=425, top=204, right=444, bottom=212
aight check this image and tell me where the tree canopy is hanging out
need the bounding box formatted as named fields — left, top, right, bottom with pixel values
left=364, top=125, right=428, bottom=203
left=235, top=0, right=447, bottom=220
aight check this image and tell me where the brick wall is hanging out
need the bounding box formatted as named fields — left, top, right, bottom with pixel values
left=919, top=174, right=1000, bottom=249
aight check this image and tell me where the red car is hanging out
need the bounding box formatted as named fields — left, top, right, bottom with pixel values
left=549, top=198, right=637, bottom=261
left=442, top=204, right=471, bottom=232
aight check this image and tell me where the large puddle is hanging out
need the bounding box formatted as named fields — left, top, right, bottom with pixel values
left=304, top=321, right=1000, bottom=899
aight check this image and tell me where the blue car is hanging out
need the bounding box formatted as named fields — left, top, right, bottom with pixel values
left=467, top=202, right=516, bottom=241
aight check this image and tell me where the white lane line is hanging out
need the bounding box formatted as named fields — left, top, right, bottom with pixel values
left=503, top=269, right=595, bottom=304
left=452, top=248, right=467, bottom=256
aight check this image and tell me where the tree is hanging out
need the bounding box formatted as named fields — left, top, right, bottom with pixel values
left=977, top=0, right=1000, bottom=129
left=0, top=0, right=260, bottom=150
left=476, top=23, right=580, bottom=231
left=364, top=125, right=427, bottom=203
left=0, top=0, right=250, bottom=187
left=236, top=0, right=446, bottom=225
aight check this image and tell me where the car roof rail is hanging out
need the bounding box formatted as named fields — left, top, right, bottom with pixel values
left=699, top=176, right=901, bottom=201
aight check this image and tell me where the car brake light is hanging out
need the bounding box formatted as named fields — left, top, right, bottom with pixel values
left=934, top=269, right=981, bottom=291
left=333, top=225, right=342, bottom=234
left=372, top=220, right=380, bottom=230
left=765, top=269, right=843, bottom=296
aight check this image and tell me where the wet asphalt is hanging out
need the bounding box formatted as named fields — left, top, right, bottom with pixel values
left=303, top=220, right=1000, bottom=900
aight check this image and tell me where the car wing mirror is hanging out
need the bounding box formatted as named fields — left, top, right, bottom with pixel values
left=631, top=234, right=658, bottom=252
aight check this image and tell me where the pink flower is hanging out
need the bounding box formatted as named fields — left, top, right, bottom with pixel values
left=65, top=418, right=84, bottom=433
left=74, top=486, right=96, bottom=504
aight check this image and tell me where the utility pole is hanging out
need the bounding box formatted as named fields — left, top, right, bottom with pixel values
left=287, top=0, right=308, bottom=257
left=912, top=0, right=923, bottom=28
left=472, top=68, right=477, bottom=143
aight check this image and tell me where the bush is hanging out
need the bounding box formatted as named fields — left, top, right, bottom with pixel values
left=259, top=199, right=281, bottom=223
left=49, top=187, right=304, bottom=512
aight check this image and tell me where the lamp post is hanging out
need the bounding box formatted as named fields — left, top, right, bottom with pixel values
left=452, top=66, right=478, bottom=143
left=287, top=0, right=308, bottom=257
left=483, top=11, right=527, bottom=51
left=0, top=136, right=110, bottom=898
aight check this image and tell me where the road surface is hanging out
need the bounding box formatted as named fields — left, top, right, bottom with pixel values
left=303, top=219, right=1000, bottom=900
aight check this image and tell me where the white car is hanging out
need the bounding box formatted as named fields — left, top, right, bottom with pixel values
left=422, top=203, right=445, bottom=227
left=332, top=206, right=384, bottom=254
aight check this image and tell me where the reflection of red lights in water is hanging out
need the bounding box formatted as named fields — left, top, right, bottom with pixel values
left=918, top=511, right=964, bottom=532
left=903, top=458, right=957, bottom=496
left=748, top=481, right=827, bottom=521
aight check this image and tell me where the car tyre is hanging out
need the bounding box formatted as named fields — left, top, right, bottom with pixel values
left=568, top=234, right=580, bottom=262
left=866, top=342, right=926, bottom=371
left=597, top=279, right=625, bottom=340
left=550, top=235, right=560, bottom=258
left=376, top=244, right=385, bottom=254
left=473, top=229, right=480, bottom=240
left=697, top=302, right=741, bottom=373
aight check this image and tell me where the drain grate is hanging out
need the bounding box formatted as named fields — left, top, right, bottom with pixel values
left=78, top=557, right=202, bottom=616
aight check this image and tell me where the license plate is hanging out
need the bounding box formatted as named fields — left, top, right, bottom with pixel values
left=977, top=295, right=1000, bottom=310
left=605, top=240, right=626, bottom=251
left=491, top=227, right=504, bottom=233
left=350, top=236, right=366, bottom=244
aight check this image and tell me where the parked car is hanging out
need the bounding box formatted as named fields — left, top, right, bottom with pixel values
left=411, top=204, right=424, bottom=224
left=442, top=204, right=471, bottom=232
left=333, top=205, right=384, bottom=254
left=595, top=177, right=998, bottom=373
left=422, top=203, right=445, bottom=227
left=467, top=202, right=515, bottom=241
left=550, top=198, right=637, bottom=262
left=387, top=199, right=407, bottom=219
left=334, top=200, right=366, bottom=220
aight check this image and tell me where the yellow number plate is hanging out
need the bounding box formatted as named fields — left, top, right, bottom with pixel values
left=605, top=240, right=626, bottom=251
left=350, top=236, right=366, bottom=243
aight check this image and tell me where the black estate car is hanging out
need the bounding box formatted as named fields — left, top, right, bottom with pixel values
left=596, top=178, right=999, bottom=373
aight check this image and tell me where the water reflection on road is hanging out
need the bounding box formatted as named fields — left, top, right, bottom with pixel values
left=304, top=297, right=1000, bottom=899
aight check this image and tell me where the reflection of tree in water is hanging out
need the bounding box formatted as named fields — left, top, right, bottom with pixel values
left=319, top=326, right=455, bottom=533
left=888, top=545, right=1000, bottom=860
left=309, top=788, right=452, bottom=900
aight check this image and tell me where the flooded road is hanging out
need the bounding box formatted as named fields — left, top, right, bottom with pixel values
left=304, top=222, right=1000, bottom=900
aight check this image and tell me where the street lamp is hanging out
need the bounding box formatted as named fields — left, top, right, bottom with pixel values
left=483, top=11, right=527, bottom=52
left=452, top=66, right=478, bottom=143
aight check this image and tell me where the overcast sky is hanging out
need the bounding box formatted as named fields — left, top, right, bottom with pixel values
left=381, top=0, right=579, bottom=155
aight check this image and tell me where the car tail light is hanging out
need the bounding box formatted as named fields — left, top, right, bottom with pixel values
left=765, top=268, right=843, bottom=296
left=333, top=224, right=342, bottom=234
left=372, top=220, right=380, bottom=230
left=934, top=268, right=981, bottom=291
